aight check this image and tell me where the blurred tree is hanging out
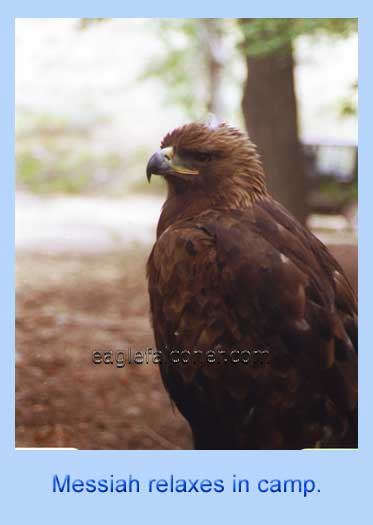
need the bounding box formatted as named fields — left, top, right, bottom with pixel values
left=239, top=18, right=357, bottom=223
left=141, top=18, right=230, bottom=118
left=338, top=80, right=358, bottom=189
left=197, top=19, right=225, bottom=115
left=78, top=18, right=357, bottom=220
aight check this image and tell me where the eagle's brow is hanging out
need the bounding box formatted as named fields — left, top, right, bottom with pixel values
left=178, top=148, right=224, bottom=158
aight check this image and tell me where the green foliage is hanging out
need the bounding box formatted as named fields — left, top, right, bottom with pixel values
left=16, top=148, right=125, bottom=194
left=16, top=112, right=126, bottom=195
left=319, top=178, right=358, bottom=204
left=140, top=18, right=237, bottom=118
left=140, top=19, right=208, bottom=118
left=141, top=18, right=357, bottom=117
left=239, top=18, right=358, bottom=56
left=78, top=18, right=108, bottom=30
left=339, top=81, right=358, bottom=118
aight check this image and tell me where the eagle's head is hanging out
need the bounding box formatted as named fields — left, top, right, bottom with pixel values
left=147, top=122, right=267, bottom=202
left=147, top=121, right=268, bottom=236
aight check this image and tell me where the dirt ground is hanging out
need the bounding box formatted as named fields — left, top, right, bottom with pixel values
left=16, top=248, right=192, bottom=450
left=15, top=244, right=357, bottom=450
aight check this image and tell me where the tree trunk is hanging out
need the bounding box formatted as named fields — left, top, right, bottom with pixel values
left=197, top=19, right=225, bottom=118
left=241, top=41, right=308, bottom=223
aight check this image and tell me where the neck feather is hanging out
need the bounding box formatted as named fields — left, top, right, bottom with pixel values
left=156, top=167, right=268, bottom=238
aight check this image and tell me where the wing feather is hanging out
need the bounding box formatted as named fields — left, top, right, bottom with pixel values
left=147, top=202, right=357, bottom=449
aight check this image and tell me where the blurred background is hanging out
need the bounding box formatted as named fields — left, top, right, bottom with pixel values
left=15, top=18, right=358, bottom=449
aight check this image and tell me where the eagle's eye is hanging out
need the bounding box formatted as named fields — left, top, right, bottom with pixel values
left=192, top=151, right=212, bottom=163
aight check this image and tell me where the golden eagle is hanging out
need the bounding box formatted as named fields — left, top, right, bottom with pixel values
left=146, top=122, right=357, bottom=449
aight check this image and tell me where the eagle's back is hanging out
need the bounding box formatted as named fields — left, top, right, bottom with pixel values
left=147, top=197, right=357, bottom=449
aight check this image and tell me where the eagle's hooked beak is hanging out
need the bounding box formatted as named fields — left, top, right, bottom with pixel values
left=146, top=146, right=198, bottom=183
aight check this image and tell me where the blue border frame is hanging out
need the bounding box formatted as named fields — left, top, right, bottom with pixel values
left=2, top=4, right=371, bottom=524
